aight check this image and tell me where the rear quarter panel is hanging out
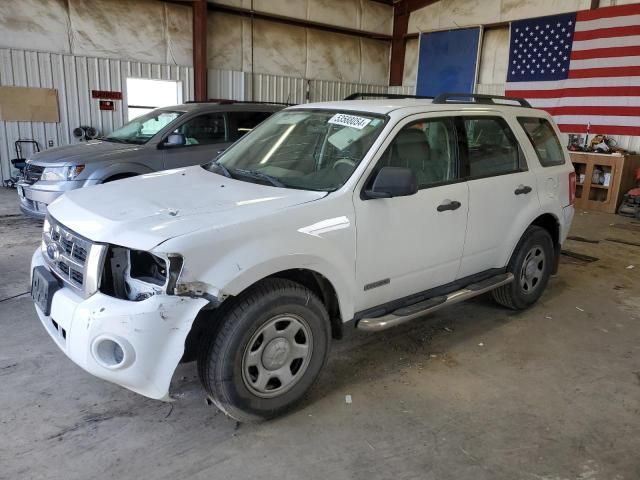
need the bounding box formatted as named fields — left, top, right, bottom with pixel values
left=495, top=109, right=574, bottom=267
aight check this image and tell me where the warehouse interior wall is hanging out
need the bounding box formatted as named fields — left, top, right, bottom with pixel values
left=0, top=0, right=393, bottom=182
left=0, top=0, right=391, bottom=85
left=401, top=0, right=640, bottom=152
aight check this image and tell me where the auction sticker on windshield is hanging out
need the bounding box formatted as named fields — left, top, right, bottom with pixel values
left=328, top=113, right=372, bottom=130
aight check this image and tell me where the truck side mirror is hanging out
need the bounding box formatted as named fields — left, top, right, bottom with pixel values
left=364, top=166, right=418, bottom=199
left=162, top=133, right=186, bottom=148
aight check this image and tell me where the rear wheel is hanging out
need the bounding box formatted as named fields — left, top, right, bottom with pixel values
left=197, top=278, right=330, bottom=422
left=492, top=226, right=554, bottom=310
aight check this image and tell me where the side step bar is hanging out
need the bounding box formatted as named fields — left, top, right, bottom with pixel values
left=357, top=273, right=514, bottom=332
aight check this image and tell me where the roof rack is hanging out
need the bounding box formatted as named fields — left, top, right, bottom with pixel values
left=344, top=92, right=434, bottom=100
left=184, top=99, right=295, bottom=106
left=432, top=93, right=531, bottom=108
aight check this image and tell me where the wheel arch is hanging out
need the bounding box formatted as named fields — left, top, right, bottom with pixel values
left=182, top=267, right=344, bottom=363
left=86, top=162, right=154, bottom=183
left=506, top=212, right=561, bottom=274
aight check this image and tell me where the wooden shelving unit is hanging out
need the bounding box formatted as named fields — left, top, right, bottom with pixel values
left=569, top=152, right=640, bottom=213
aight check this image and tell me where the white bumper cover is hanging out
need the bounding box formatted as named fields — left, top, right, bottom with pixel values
left=562, top=205, right=575, bottom=243
left=32, top=249, right=208, bottom=400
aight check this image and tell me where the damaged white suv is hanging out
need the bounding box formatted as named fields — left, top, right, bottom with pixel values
left=31, top=94, right=575, bottom=422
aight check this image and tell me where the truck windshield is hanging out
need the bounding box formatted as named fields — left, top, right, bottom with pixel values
left=104, top=110, right=183, bottom=144
left=206, top=110, right=386, bottom=191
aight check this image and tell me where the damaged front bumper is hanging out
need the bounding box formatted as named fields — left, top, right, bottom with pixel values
left=32, top=248, right=208, bottom=400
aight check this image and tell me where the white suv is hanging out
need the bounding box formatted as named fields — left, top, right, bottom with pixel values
left=30, top=94, right=576, bottom=422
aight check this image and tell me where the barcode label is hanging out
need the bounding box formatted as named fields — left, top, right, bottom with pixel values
left=328, top=113, right=371, bottom=130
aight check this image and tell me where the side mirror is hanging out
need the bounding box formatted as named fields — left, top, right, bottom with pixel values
left=364, top=166, right=418, bottom=199
left=161, top=133, right=186, bottom=148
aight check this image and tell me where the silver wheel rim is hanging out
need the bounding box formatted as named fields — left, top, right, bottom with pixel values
left=241, top=314, right=313, bottom=398
left=520, top=244, right=545, bottom=293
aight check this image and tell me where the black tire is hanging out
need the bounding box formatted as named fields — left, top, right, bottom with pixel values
left=492, top=226, right=554, bottom=310
left=197, top=278, right=331, bottom=422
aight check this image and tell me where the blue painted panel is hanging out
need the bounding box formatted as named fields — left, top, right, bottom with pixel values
left=416, top=27, right=481, bottom=97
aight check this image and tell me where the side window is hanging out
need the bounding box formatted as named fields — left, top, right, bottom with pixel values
left=518, top=117, right=565, bottom=167
left=373, top=117, right=458, bottom=188
left=463, top=117, right=523, bottom=178
left=174, top=113, right=226, bottom=145
left=228, top=111, right=272, bottom=140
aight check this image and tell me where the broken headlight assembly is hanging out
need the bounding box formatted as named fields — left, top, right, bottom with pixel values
left=100, top=246, right=183, bottom=301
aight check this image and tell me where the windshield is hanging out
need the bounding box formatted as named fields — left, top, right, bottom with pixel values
left=105, top=110, right=183, bottom=144
left=205, top=110, right=386, bottom=191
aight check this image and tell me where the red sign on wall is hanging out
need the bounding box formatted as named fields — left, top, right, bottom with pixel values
left=92, top=90, right=122, bottom=100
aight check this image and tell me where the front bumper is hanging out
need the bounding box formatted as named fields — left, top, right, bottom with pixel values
left=31, top=249, right=208, bottom=400
left=18, top=179, right=98, bottom=218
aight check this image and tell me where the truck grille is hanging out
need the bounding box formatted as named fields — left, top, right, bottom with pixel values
left=43, top=216, right=106, bottom=296
left=23, top=163, right=44, bottom=184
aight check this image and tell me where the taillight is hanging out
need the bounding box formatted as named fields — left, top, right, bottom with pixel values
left=569, top=171, right=576, bottom=205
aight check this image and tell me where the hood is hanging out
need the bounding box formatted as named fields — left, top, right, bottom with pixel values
left=47, top=166, right=327, bottom=250
left=29, top=140, right=144, bottom=166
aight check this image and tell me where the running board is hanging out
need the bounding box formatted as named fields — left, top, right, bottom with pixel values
left=357, top=273, right=514, bottom=332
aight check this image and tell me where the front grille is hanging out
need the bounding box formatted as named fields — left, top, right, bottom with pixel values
left=23, top=163, right=44, bottom=184
left=42, top=216, right=104, bottom=296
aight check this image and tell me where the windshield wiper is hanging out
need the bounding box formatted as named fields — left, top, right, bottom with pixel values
left=232, top=168, right=286, bottom=188
left=212, top=160, right=232, bottom=179
left=102, top=137, right=127, bottom=143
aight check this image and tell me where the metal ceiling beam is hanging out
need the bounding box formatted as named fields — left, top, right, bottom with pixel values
left=389, top=0, right=440, bottom=86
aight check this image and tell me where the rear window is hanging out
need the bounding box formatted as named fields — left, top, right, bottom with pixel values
left=518, top=117, right=565, bottom=167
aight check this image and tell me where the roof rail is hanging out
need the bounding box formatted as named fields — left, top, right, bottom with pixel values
left=184, top=99, right=295, bottom=106
left=344, top=92, right=434, bottom=100
left=432, top=92, right=531, bottom=108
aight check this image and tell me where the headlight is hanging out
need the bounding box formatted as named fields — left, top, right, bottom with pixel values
left=40, top=165, right=85, bottom=181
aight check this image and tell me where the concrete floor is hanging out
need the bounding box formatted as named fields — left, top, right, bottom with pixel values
left=1, top=185, right=639, bottom=480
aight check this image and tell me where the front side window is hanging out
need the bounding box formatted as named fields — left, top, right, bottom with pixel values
left=174, top=113, right=226, bottom=145
left=518, top=117, right=565, bottom=167
left=372, top=117, right=458, bottom=188
left=105, top=110, right=182, bottom=144
left=207, top=110, right=386, bottom=191
left=463, top=117, right=523, bottom=177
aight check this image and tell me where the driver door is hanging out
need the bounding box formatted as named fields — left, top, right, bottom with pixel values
left=162, top=113, right=231, bottom=169
left=354, top=115, right=469, bottom=311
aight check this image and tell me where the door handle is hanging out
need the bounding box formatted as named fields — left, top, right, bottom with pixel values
left=437, top=200, right=461, bottom=212
left=514, top=185, right=532, bottom=195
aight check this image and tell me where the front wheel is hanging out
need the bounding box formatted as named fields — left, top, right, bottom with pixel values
left=197, top=278, right=330, bottom=422
left=492, top=226, right=554, bottom=310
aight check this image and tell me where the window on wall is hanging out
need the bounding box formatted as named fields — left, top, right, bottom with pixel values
left=126, top=78, right=182, bottom=121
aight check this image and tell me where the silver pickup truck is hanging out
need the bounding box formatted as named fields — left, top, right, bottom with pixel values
left=17, top=102, right=283, bottom=218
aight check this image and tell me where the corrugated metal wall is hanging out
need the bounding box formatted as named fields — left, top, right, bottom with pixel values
left=0, top=48, right=194, bottom=182
left=0, top=48, right=395, bottom=182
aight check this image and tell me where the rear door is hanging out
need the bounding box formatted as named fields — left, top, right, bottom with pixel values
left=457, top=114, right=541, bottom=278
left=354, top=114, right=469, bottom=310
left=162, top=112, right=230, bottom=169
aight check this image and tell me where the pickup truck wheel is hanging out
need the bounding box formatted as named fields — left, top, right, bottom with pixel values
left=492, top=226, right=554, bottom=310
left=197, top=278, right=330, bottom=422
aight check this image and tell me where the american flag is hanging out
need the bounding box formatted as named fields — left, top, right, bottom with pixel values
left=504, top=4, right=640, bottom=136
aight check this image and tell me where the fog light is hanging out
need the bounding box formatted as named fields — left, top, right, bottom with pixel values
left=91, top=336, right=134, bottom=369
